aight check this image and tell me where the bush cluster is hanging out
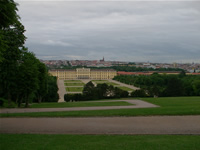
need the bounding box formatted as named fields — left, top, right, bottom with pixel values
left=64, top=81, right=129, bottom=102
left=114, top=72, right=200, bottom=97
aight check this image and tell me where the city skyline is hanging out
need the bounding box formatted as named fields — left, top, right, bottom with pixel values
left=16, top=0, right=200, bottom=63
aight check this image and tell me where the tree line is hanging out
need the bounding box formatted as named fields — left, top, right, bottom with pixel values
left=64, top=81, right=129, bottom=102
left=0, top=0, right=59, bottom=107
left=113, top=72, right=200, bottom=97
left=50, top=64, right=183, bottom=72
left=111, top=66, right=184, bottom=72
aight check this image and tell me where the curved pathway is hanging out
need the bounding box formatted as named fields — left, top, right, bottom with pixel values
left=109, top=79, right=140, bottom=90
left=0, top=100, right=158, bottom=114
left=1, top=116, right=200, bottom=135
left=57, top=79, right=66, bottom=102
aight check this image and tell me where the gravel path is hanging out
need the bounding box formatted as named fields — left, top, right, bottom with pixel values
left=109, top=79, right=140, bottom=90
left=0, top=100, right=158, bottom=114
left=1, top=116, right=199, bottom=134
left=57, top=80, right=66, bottom=102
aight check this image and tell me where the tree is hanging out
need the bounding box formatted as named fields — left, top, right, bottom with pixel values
left=131, top=89, right=147, bottom=97
left=179, top=70, right=186, bottom=78
left=96, top=83, right=109, bottom=99
left=105, top=85, right=115, bottom=98
left=0, top=21, right=26, bottom=105
left=83, top=81, right=97, bottom=100
left=43, top=76, right=59, bottom=102
left=0, top=0, right=60, bottom=107
left=64, top=94, right=83, bottom=102
left=164, top=76, right=183, bottom=96
left=0, top=0, right=19, bottom=29
left=148, top=85, right=162, bottom=97
left=64, top=94, right=73, bottom=102
left=114, top=87, right=129, bottom=98
left=35, top=61, right=48, bottom=103
left=17, top=51, right=39, bottom=107
left=73, top=94, right=83, bottom=101
left=193, top=80, right=200, bottom=96
left=0, top=0, right=19, bottom=61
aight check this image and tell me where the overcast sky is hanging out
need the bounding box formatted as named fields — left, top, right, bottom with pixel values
left=15, top=0, right=200, bottom=63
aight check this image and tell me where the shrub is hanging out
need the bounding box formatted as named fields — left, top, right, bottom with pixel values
left=0, top=98, right=6, bottom=107
left=64, top=94, right=73, bottom=102
left=0, top=98, right=17, bottom=108
left=131, top=89, right=148, bottom=97
left=64, top=94, right=84, bottom=102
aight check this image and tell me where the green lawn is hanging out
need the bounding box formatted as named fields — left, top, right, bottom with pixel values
left=30, top=101, right=133, bottom=108
left=64, top=82, right=85, bottom=86
left=1, top=134, right=199, bottom=150
left=65, top=87, right=83, bottom=92
left=64, top=80, right=82, bottom=82
left=106, top=82, right=120, bottom=86
left=1, top=97, right=200, bottom=117
left=92, top=80, right=108, bottom=82
left=92, top=81, right=109, bottom=84
left=93, top=81, right=120, bottom=86
left=118, top=86, right=134, bottom=91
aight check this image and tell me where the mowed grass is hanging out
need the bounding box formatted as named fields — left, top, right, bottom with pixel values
left=64, top=82, right=85, bottom=86
left=92, top=80, right=108, bottom=82
left=1, top=134, right=200, bottom=150
left=92, top=81, right=109, bottom=84
left=92, top=80, right=120, bottom=86
left=106, top=82, right=120, bottom=86
left=118, top=86, right=134, bottom=91
left=30, top=101, right=133, bottom=108
left=1, top=97, right=200, bottom=117
left=65, top=87, right=83, bottom=92
left=64, top=80, right=82, bottom=82
left=93, top=80, right=133, bottom=91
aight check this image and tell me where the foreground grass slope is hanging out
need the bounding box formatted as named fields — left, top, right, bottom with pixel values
left=0, top=97, right=199, bottom=117
left=0, top=134, right=200, bottom=150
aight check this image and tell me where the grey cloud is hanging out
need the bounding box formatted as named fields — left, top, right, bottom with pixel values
left=16, top=1, right=200, bottom=63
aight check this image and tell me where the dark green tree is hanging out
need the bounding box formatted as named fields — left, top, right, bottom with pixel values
left=96, top=83, right=109, bottom=99
left=193, top=80, right=200, bottom=96
left=0, top=0, right=19, bottom=61
left=0, top=0, right=60, bottom=107
left=131, top=89, right=147, bottom=97
left=83, top=81, right=97, bottom=100
left=179, top=70, right=186, bottom=78
left=73, top=94, right=83, bottom=101
left=64, top=94, right=73, bottom=102
left=106, top=85, right=115, bottom=98
left=114, top=87, right=129, bottom=98
left=0, top=21, right=26, bottom=105
left=43, top=76, right=59, bottom=102
left=35, top=61, right=48, bottom=103
left=0, top=0, right=19, bottom=29
left=17, top=51, right=39, bottom=107
left=165, top=76, right=183, bottom=96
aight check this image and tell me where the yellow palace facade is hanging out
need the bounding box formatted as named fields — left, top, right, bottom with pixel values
left=49, top=68, right=117, bottom=80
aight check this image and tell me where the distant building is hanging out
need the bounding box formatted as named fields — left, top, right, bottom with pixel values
left=49, top=68, right=117, bottom=80
left=100, top=56, right=105, bottom=62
